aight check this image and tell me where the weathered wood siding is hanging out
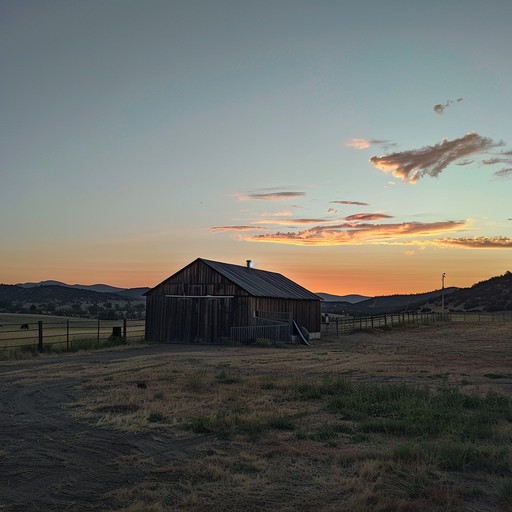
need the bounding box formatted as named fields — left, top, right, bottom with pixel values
left=251, top=297, right=320, bottom=334
left=145, top=259, right=320, bottom=343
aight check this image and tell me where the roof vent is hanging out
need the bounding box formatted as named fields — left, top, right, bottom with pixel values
left=246, top=259, right=252, bottom=268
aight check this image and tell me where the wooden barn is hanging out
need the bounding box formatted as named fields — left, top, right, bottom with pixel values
left=144, top=258, right=321, bottom=344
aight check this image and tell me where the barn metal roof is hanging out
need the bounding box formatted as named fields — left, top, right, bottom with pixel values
left=199, top=259, right=321, bottom=300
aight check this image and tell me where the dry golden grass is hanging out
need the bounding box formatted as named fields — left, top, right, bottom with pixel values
left=56, top=320, right=512, bottom=511
left=3, top=320, right=509, bottom=510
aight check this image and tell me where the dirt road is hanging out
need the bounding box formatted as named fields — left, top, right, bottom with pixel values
left=0, top=346, right=217, bottom=512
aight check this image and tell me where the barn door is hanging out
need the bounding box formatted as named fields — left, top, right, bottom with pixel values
left=166, top=297, right=232, bottom=343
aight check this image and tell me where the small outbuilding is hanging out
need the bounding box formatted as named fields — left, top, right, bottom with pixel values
left=144, top=258, right=321, bottom=344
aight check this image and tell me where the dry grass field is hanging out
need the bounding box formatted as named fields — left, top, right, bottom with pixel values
left=0, top=320, right=511, bottom=511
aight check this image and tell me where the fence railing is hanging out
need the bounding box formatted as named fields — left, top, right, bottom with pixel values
left=230, top=324, right=292, bottom=344
left=0, top=318, right=145, bottom=353
left=321, top=310, right=512, bottom=336
left=449, top=312, right=512, bottom=322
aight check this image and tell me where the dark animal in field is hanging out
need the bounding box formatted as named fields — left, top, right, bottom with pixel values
left=136, top=381, right=147, bottom=389
left=20, top=323, right=29, bottom=330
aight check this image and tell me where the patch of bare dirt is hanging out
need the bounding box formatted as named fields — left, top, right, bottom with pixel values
left=0, top=346, right=224, bottom=511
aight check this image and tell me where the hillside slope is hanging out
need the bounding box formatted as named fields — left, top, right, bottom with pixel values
left=0, top=284, right=145, bottom=319
left=433, top=271, right=512, bottom=312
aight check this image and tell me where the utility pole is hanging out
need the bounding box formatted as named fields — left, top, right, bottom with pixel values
left=441, top=273, right=446, bottom=316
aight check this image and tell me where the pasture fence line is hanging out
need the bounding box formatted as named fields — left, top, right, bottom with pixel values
left=2, top=311, right=511, bottom=352
left=0, top=318, right=145, bottom=353
left=448, top=311, right=512, bottom=322
left=322, top=310, right=512, bottom=336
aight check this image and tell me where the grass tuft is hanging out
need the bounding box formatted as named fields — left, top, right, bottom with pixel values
left=215, top=369, right=240, bottom=384
left=147, top=412, right=166, bottom=423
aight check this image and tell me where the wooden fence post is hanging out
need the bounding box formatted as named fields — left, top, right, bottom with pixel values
left=66, top=319, right=70, bottom=351
left=97, top=318, right=100, bottom=343
left=38, top=321, right=43, bottom=353
left=123, top=318, right=127, bottom=342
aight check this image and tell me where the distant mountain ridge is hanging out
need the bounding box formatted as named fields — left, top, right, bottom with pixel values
left=315, top=292, right=369, bottom=303
left=15, top=280, right=150, bottom=299
left=10, top=271, right=512, bottom=315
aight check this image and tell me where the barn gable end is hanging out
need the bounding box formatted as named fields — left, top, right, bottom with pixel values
left=145, top=258, right=321, bottom=343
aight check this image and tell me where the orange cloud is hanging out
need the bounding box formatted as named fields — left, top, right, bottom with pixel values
left=244, top=220, right=466, bottom=246
left=369, top=133, right=502, bottom=183
left=346, top=138, right=391, bottom=149
left=346, top=138, right=372, bottom=149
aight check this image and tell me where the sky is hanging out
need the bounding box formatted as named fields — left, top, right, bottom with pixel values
left=2, top=0, right=512, bottom=296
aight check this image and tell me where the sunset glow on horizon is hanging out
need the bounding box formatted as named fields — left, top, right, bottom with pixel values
left=1, top=1, right=512, bottom=297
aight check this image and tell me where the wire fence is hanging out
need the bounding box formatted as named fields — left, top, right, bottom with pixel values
left=0, top=318, right=145, bottom=354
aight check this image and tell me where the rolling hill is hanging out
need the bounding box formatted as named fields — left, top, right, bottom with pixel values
left=322, top=271, right=512, bottom=315
left=427, top=271, right=512, bottom=313
left=0, top=284, right=146, bottom=319
left=321, top=288, right=459, bottom=316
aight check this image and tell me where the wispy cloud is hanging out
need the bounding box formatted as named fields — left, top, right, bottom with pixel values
left=210, top=225, right=268, bottom=232
left=436, top=236, right=512, bottom=248
left=345, top=138, right=389, bottom=149
left=237, top=191, right=306, bottom=201
left=260, top=210, right=293, bottom=217
left=344, top=213, right=393, bottom=222
left=481, top=157, right=510, bottom=165
left=346, top=138, right=394, bottom=149
left=369, top=132, right=503, bottom=183
left=243, top=220, right=466, bottom=246
left=252, top=218, right=328, bottom=226
left=433, top=97, right=463, bottom=114
left=484, top=151, right=512, bottom=178
left=330, top=200, right=370, bottom=206
left=493, top=168, right=512, bottom=179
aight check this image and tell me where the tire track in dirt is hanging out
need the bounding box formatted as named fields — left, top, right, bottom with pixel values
left=0, top=349, right=218, bottom=512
